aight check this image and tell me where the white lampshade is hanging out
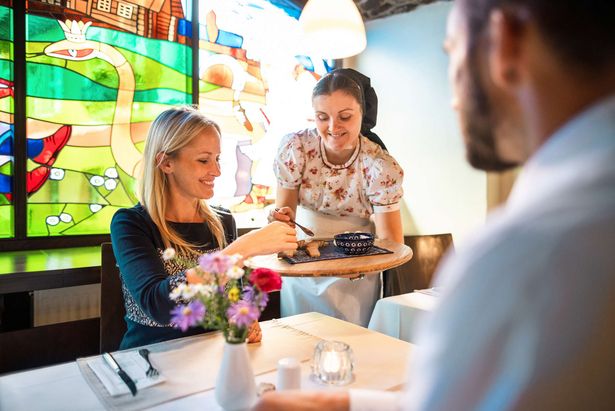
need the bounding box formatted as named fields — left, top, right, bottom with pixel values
left=298, top=0, right=367, bottom=59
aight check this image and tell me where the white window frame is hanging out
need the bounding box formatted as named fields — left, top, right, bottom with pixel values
left=117, top=2, right=135, bottom=19
left=97, top=0, right=111, bottom=13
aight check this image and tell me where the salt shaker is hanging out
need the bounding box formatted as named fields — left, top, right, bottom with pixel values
left=277, top=357, right=301, bottom=390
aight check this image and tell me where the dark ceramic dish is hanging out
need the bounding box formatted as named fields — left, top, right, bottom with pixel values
left=333, top=232, right=374, bottom=255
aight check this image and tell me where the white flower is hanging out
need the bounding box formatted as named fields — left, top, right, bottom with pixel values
left=226, top=265, right=244, bottom=280
left=46, top=215, right=60, bottom=226
left=89, top=175, right=104, bottom=187
left=104, top=178, right=117, bottom=191
left=104, top=167, right=118, bottom=178
left=162, top=247, right=176, bottom=261
left=170, top=283, right=188, bottom=300
left=170, top=283, right=200, bottom=300
left=193, top=284, right=216, bottom=298
left=180, top=284, right=199, bottom=300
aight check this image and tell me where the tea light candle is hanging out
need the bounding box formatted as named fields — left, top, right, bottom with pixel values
left=277, top=357, right=301, bottom=390
left=322, top=351, right=341, bottom=374
left=311, top=340, right=354, bottom=385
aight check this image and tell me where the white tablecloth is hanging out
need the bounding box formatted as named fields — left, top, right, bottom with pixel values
left=0, top=312, right=413, bottom=411
left=368, top=292, right=438, bottom=343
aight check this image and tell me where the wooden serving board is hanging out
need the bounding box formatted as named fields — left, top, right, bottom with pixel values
left=246, top=239, right=413, bottom=278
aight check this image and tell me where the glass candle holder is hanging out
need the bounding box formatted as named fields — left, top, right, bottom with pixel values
left=311, top=340, right=354, bottom=385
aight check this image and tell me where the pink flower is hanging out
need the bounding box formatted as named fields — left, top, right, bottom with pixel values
left=249, top=268, right=282, bottom=292
left=198, top=252, right=233, bottom=274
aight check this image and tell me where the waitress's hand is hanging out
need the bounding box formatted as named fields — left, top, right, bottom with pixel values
left=269, top=206, right=295, bottom=226
left=247, top=321, right=262, bottom=343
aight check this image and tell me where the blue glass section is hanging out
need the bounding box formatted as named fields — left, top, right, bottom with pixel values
left=295, top=55, right=314, bottom=72
left=178, top=19, right=192, bottom=38
left=264, top=0, right=302, bottom=19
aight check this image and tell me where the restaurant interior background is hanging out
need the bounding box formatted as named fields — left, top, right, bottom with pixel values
left=0, top=0, right=516, bottom=373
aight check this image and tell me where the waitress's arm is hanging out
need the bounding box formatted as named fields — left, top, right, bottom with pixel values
left=374, top=210, right=403, bottom=244
left=274, top=185, right=299, bottom=221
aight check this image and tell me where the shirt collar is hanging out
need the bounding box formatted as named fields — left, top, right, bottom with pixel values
left=507, top=94, right=615, bottom=210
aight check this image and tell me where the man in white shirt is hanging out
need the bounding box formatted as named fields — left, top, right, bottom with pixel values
left=252, top=0, right=615, bottom=410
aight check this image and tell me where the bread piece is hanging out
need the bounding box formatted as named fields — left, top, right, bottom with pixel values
left=305, top=240, right=326, bottom=258
left=279, top=240, right=307, bottom=258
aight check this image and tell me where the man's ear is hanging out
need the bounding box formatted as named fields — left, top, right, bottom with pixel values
left=486, top=8, right=526, bottom=89
left=156, top=152, right=173, bottom=174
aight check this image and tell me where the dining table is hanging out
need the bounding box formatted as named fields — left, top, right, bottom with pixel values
left=247, top=239, right=413, bottom=278
left=0, top=312, right=413, bottom=411
left=368, top=291, right=439, bottom=344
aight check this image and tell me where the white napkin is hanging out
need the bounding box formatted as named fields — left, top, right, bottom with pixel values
left=88, top=351, right=165, bottom=397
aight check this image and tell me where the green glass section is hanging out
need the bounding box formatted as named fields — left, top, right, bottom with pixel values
left=0, top=6, right=12, bottom=41
left=0, top=95, right=11, bottom=114
left=0, top=5, right=13, bottom=239
left=24, top=7, right=192, bottom=237
left=26, top=97, right=177, bottom=125
left=0, top=161, right=11, bottom=174
left=26, top=41, right=192, bottom=93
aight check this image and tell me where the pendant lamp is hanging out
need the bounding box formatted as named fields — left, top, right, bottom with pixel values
left=298, top=0, right=367, bottom=59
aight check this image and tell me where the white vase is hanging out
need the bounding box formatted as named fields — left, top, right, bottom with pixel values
left=215, top=341, right=257, bottom=411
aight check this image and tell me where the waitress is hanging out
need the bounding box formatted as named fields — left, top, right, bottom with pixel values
left=271, top=68, right=404, bottom=326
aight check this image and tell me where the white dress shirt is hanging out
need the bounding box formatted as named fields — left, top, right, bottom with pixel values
left=350, top=94, right=615, bottom=411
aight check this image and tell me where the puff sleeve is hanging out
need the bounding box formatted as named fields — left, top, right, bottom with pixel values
left=364, top=153, right=404, bottom=213
left=274, top=131, right=306, bottom=189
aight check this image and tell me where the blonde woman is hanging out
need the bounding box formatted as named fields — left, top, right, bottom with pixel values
left=111, top=106, right=297, bottom=349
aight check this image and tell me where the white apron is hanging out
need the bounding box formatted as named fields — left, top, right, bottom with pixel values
left=280, top=207, right=381, bottom=327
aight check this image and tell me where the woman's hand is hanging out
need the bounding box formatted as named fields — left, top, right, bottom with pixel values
left=247, top=321, right=262, bottom=343
left=223, top=221, right=297, bottom=258
left=268, top=206, right=295, bottom=225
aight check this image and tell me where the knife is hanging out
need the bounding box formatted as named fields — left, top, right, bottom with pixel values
left=103, top=352, right=138, bottom=396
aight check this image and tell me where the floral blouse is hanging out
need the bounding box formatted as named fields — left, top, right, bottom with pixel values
left=274, top=128, right=404, bottom=219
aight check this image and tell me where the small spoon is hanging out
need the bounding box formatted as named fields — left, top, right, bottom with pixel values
left=275, top=208, right=315, bottom=237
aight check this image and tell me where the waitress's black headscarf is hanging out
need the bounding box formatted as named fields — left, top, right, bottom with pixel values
left=312, top=68, right=387, bottom=151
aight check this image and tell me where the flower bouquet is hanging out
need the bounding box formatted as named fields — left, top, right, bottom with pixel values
left=166, top=249, right=283, bottom=409
left=167, top=250, right=282, bottom=343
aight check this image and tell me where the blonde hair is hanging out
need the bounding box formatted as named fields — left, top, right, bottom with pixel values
left=139, top=106, right=226, bottom=255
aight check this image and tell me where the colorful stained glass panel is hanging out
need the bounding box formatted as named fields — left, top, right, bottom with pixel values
left=24, top=0, right=193, bottom=237
left=0, top=3, right=14, bottom=238
left=196, top=0, right=332, bottom=224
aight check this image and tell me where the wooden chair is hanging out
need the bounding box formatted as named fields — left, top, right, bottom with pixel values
left=99, top=242, right=126, bottom=353
left=383, top=233, right=454, bottom=297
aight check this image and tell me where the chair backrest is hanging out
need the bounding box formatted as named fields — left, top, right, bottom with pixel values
left=383, top=233, right=454, bottom=297
left=100, top=242, right=126, bottom=353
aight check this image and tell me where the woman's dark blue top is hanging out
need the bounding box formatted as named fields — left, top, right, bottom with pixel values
left=110, top=204, right=237, bottom=349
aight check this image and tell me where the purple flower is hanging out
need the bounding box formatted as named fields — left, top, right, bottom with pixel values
left=242, top=285, right=256, bottom=303
left=171, top=300, right=206, bottom=331
left=198, top=252, right=233, bottom=274
left=243, top=285, right=269, bottom=309
left=227, top=300, right=260, bottom=328
left=257, top=292, right=269, bottom=310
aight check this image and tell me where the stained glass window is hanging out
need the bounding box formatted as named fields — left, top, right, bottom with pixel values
left=2, top=0, right=332, bottom=242
left=195, top=0, right=331, bottom=225
left=24, top=0, right=193, bottom=236
left=0, top=3, right=14, bottom=238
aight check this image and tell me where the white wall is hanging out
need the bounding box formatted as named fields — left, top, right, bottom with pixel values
left=352, top=2, right=487, bottom=243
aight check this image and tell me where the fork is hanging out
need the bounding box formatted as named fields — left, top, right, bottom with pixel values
left=138, top=348, right=159, bottom=378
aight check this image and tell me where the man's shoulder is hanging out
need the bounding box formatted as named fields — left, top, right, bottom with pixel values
left=439, top=204, right=615, bottom=291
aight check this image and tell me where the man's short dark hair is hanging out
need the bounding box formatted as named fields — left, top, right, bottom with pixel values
left=460, top=0, right=615, bottom=72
